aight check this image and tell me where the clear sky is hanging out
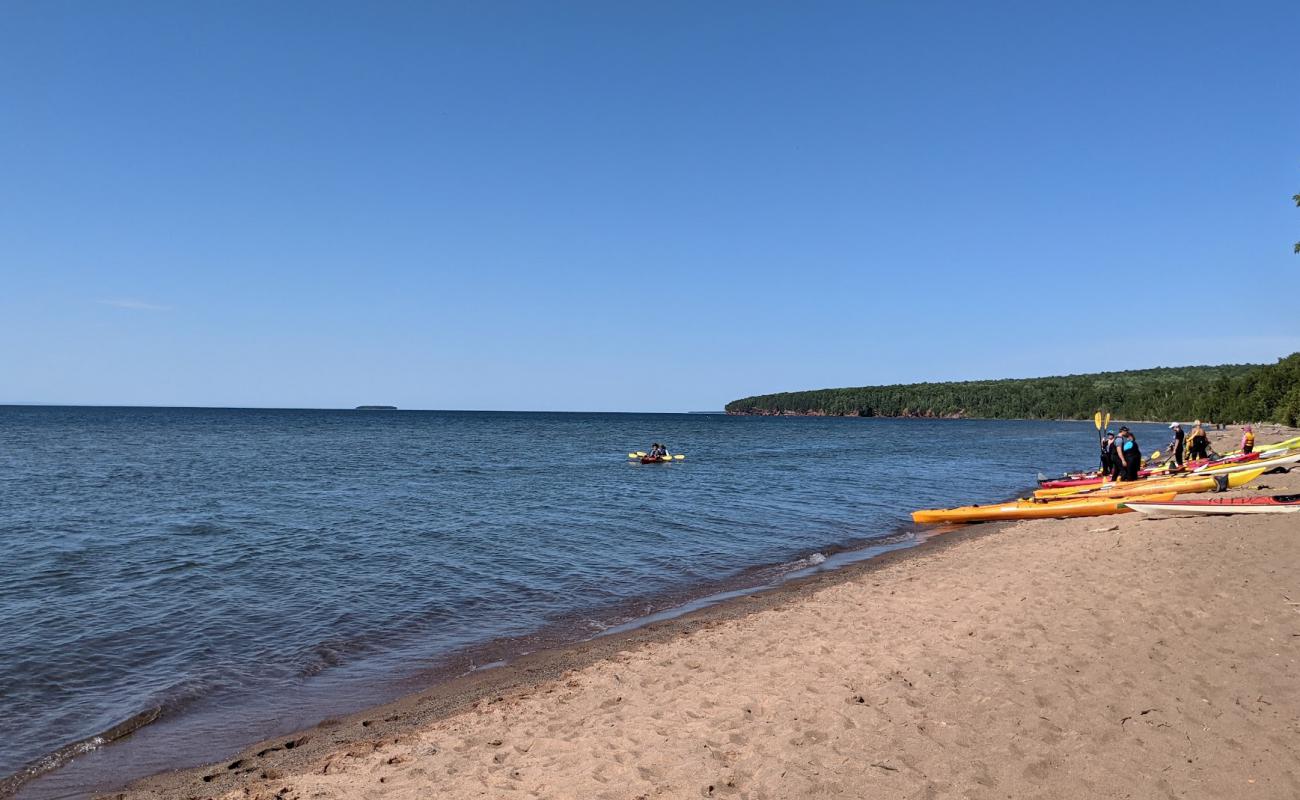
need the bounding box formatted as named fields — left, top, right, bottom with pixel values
left=3, top=1, right=1297, bottom=411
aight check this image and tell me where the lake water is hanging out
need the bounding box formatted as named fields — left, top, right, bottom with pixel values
left=0, top=406, right=1174, bottom=797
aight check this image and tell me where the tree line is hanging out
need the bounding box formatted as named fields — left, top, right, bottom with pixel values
left=725, top=353, right=1300, bottom=426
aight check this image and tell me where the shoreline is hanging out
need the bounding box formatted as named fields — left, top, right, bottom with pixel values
left=17, top=519, right=1004, bottom=800
left=23, top=424, right=1300, bottom=799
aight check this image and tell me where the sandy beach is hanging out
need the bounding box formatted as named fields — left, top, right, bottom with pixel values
left=111, top=425, right=1300, bottom=800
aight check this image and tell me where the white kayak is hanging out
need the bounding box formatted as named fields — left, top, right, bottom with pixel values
left=1195, top=452, right=1300, bottom=475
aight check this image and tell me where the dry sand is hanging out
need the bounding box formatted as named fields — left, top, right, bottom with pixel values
left=116, top=425, right=1300, bottom=800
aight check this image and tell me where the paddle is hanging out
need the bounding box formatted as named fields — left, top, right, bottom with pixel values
left=1093, top=411, right=1102, bottom=442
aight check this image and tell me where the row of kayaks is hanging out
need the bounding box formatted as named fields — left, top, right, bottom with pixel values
left=912, top=435, right=1300, bottom=524
left=1038, top=435, right=1300, bottom=490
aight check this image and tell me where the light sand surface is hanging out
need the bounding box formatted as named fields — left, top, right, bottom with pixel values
left=118, top=425, right=1300, bottom=800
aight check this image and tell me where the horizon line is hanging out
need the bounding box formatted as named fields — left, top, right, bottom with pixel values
left=0, top=402, right=726, bottom=414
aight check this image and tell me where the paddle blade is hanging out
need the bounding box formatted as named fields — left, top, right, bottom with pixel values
left=673, top=454, right=685, bottom=460
left=1103, top=413, right=1111, bottom=430
left=635, top=451, right=647, bottom=457
left=1093, top=412, right=1102, bottom=430
left=628, top=453, right=637, bottom=458
left=1151, top=450, right=1161, bottom=459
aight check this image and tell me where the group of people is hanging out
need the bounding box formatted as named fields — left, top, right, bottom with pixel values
left=1166, top=420, right=1216, bottom=465
left=1098, top=420, right=1245, bottom=481
left=646, top=443, right=671, bottom=458
left=1099, top=427, right=1143, bottom=481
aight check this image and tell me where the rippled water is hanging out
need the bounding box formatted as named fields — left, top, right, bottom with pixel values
left=0, top=407, right=1172, bottom=796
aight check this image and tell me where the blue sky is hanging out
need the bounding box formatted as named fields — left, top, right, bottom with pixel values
left=2, top=1, right=1297, bottom=411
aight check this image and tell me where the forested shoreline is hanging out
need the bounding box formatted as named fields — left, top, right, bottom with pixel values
left=726, top=353, right=1300, bottom=426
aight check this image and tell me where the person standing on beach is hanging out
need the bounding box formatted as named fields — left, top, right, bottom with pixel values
left=1241, top=426, right=1255, bottom=454
left=1166, top=423, right=1185, bottom=468
left=1099, top=431, right=1116, bottom=476
left=1112, top=427, right=1131, bottom=480
left=1187, top=421, right=1210, bottom=460
left=1111, top=427, right=1141, bottom=481
left=1123, top=429, right=1142, bottom=481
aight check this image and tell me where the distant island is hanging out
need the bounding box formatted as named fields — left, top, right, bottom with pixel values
left=354, top=405, right=398, bottom=411
left=726, top=353, right=1300, bottom=426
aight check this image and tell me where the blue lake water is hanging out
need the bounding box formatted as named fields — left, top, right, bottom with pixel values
left=0, top=407, right=1175, bottom=796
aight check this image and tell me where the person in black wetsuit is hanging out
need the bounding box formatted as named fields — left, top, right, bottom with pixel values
left=1099, top=431, right=1116, bottom=476
left=1110, top=428, right=1128, bottom=480
left=1167, top=423, right=1185, bottom=469
left=1111, top=426, right=1138, bottom=481
left=1120, top=428, right=1142, bottom=481
left=1187, top=421, right=1210, bottom=460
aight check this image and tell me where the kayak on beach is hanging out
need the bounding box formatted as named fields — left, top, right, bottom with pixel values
left=1033, top=457, right=1292, bottom=499
left=1030, top=466, right=1267, bottom=502
left=1122, top=494, right=1300, bottom=517
left=913, top=467, right=1270, bottom=525
left=1037, top=452, right=1261, bottom=489
left=1037, top=433, right=1300, bottom=487
left=911, top=491, right=1178, bottom=524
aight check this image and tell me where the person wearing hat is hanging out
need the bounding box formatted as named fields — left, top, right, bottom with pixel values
left=1241, top=425, right=1255, bottom=455
left=1111, top=426, right=1137, bottom=481
left=1166, top=423, right=1185, bottom=469
left=1099, top=430, right=1116, bottom=476
left=1187, top=420, right=1210, bottom=460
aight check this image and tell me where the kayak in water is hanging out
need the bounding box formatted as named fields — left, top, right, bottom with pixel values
left=627, top=451, right=685, bottom=463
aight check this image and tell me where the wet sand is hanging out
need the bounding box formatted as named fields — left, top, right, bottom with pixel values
left=112, top=425, right=1300, bottom=800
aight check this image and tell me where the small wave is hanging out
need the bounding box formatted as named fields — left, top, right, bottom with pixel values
left=806, top=552, right=827, bottom=566
left=0, top=707, right=161, bottom=798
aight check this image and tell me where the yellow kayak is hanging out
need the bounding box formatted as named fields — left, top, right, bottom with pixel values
left=1033, top=455, right=1289, bottom=498
left=1033, top=467, right=1266, bottom=501
left=912, top=492, right=1177, bottom=524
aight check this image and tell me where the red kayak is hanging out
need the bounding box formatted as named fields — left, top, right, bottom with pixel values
left=1123, top=494, right=1300, bottom=516
left=640, top=456, right=672, bottom=464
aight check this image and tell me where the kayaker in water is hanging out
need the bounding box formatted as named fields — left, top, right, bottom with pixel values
left=1166, top=423, right=1185, bottom=468
left=1241, top=425, right=1255, bottom=454
left=1187, top=420, right=1210, bottom=460
left=648, top=443, right=669, bottom=459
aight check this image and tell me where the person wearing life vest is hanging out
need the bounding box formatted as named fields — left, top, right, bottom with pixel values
left=1166, top=423, right=1185, bottom=468
left=1187, top=420, right=1210, bottom=460
left=1241, top=425, right=1255, bottom=454
left=1121, top=427, right=1142, bottom=481
left=1112, top=426, right=1137, bottom=481
left=1099, top=431, right=1116, bottom=476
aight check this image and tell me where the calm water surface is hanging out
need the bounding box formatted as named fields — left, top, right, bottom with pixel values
left=0, top=407, right=1173, bottom=797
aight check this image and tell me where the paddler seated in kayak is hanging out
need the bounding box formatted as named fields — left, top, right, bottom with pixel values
left=647, top=443, right=669, bottom=459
